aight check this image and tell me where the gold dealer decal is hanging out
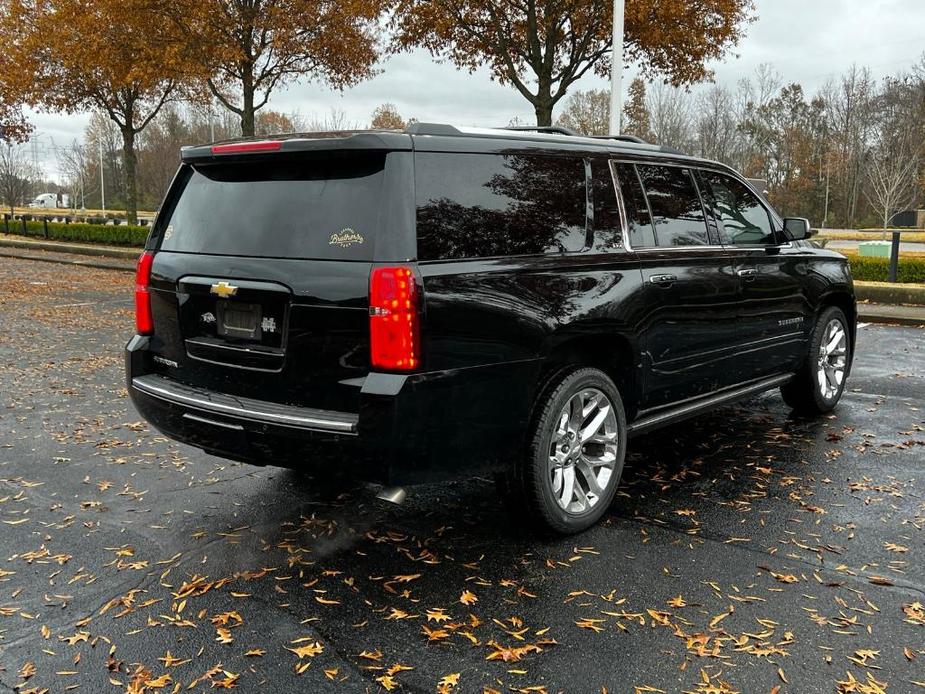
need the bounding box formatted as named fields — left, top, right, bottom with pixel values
left=329, top=228, right=365, bottom=247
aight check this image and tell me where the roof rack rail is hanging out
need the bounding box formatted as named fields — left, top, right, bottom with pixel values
left=405, top=122, right=461, bottom=136
left=591, top=134, right=647, bottom=144
left=501, top=125, right=580, bottom=136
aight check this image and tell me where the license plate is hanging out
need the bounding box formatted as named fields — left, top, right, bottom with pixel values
left=217, top=302, right=262, bottom=339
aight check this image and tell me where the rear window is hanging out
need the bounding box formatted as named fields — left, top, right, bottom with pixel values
left=416, top=152, right=588, bottom=260
left=157, top=152, right=386, bottom=259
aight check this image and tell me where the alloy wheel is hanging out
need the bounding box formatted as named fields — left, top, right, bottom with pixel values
left=817, top=318, right=848, bottom=400
left=547, top=388, right=619, bottom=515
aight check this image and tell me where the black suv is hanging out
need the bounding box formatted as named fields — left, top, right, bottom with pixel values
left=126, top=123, right=855, bottom=534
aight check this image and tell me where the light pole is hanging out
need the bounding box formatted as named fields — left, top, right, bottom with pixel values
left=609, top=0, right=625, bottom=135
left=98, top=138, right=106, bottom=213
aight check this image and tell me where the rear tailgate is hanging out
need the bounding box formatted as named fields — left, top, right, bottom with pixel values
left=142, top=138, right=414, bottom=414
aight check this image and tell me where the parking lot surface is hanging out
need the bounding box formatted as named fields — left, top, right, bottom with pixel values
left=0, top=256, right=923, bottom=694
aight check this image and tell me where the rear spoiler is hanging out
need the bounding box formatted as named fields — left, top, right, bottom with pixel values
left=180, top=131, right=413, bottom=163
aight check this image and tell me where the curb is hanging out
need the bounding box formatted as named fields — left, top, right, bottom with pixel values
left=854, top=282, right=925, bottom=306
left=0, top=250, right=133, bottom=272
left=858, top=311, right=925, bottom=328
left=0, top=237, right=140, bottom=260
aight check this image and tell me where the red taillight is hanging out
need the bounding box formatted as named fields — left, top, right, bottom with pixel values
left=369, top=266, right=419, bottom=371
left=210, top=140, right=283, bottom=155
left=135, top=251, right=154, bottom=335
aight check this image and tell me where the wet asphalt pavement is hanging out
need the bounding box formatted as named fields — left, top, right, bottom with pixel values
left=0, top=256, right=923, bottom=694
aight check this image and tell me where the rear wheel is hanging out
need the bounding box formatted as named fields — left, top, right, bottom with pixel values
left=501, top=367, right=627, bottom=535
left=781, top=307, right=851, bottom=415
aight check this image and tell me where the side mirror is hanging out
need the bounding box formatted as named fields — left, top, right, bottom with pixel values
left=783, top=217, right=811, bottom=241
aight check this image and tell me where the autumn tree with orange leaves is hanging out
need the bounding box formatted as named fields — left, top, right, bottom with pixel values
left=1, top=0, right=190, bottom=222
left=392, top=0, right=756, bottom=127
left=155, top=0, right=389, bottom=137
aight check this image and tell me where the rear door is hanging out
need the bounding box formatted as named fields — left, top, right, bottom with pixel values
left=145, top=145, right=414, bottom=414
left=615, top=162, right=742, bottom=409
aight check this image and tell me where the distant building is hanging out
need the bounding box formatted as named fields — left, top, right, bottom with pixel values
left=890, top=210, right=925, bottom=228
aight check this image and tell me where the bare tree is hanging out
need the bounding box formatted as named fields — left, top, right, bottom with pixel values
left=305, top=108, right=358, bottom=132
left=694, top=85, right=741, bottom=163
left=0, top=142, right=38, bottom=216
left=865, top=128, right=922, bottom=231
left=57, top=140, right=87, bottom=210
left=647, top=82, right=695, bottom=151
left=823, top=66, right=876, bottom=226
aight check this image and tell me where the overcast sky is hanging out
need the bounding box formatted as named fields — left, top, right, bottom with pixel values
left=22, top=0, right=925, bottom=181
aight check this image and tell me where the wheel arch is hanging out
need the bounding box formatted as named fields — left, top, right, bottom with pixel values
left=538, top=332, right=642, bottom=422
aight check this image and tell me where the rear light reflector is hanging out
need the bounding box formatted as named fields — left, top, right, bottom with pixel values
left=210, top=140, right=283, bottom=155
left=135, top=251, right=154, bottom=335
left=369, top=266, right=419, bottom=371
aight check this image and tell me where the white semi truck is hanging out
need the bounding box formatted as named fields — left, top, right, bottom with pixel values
left=28, top=192, right=70, bottom=209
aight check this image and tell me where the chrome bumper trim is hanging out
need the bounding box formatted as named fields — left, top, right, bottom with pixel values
left=132, top=374, right=358, bottom=434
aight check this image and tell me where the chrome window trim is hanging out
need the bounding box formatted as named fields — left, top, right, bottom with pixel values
left=608, top=157, right=795, bottom=253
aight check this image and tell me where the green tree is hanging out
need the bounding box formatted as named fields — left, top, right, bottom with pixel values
left=371, top=103, right=407, bottom=129
left=2, top=0, right=190, bottom=222
left=393, top=0, right=755, bottom=126
left=156, top=0, right=388, bottom=136
left=556, top=89, right=610, bottom=135
left=622, top=78, right=653, bottom=141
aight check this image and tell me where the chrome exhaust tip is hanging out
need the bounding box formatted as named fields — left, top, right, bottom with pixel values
left=376, top=486, right=406, bottom=505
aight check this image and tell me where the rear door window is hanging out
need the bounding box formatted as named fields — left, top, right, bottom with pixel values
left=636, top=164, right=711, bottom=247
left=157, top=152, right=386, bottom=260
left=614, top=163, right=656, bottom=249
left=415, top=152, right=588, bottom=260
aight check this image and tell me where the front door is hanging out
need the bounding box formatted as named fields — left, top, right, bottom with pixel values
left=698, top=170, right=808, bottom=380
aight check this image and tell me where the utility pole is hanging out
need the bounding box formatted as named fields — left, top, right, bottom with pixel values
left=98, top=138, right=105, bottom=213
left=822, top=156, right=830, bottom=229
left=608, top=0, right=625, bottom=135
left=209, top=100, right=216, bottom=142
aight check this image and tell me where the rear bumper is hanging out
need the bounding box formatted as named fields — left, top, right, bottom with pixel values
left=126, top=335, right=540, bottom=485
left=132, top=374, right=359, bottom=434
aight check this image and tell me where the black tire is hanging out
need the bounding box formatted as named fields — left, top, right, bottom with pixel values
left=499, top=367, right=627, bottom=535
left=781, top=306, right=851, bottom=415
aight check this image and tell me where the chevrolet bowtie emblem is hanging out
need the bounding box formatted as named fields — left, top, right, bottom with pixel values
left=210, top=281, right=239, bottom=298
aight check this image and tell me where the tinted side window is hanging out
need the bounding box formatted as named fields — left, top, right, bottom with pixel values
left=701, top=171, right=775, bottom=246
left=590, top=158, right=622, bottom=248
left=614, top=163, right=656, bottom=248
left=637, top=165, right=711, bottom=247
left=416, top=152, right=588, bottom=260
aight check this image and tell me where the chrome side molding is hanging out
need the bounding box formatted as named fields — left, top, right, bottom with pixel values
left=628, top=374, right=793, bottom=436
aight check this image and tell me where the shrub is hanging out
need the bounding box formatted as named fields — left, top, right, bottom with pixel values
left=846, top=254, right=925, bottom=284
left=11, top=219, right=149, bottom=246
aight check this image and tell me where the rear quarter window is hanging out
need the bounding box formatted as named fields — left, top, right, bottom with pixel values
left=157, top=152, right=386, bottom=260
left=415, top=152, right=588, bottom=260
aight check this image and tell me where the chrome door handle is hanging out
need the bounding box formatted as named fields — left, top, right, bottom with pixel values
left=649, top=274, right=677, bottom=286
left=736, top=268, right=758, bottom=280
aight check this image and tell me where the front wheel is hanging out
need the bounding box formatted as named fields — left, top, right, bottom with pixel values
left=781, top=307, right=851, bottom=415
left=504, top=367, right=627, bottom=535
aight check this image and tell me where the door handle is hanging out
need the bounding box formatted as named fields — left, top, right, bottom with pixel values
left=649, top=274, right=677, bottom=287
left=736, top=268, right=758, bottom=281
